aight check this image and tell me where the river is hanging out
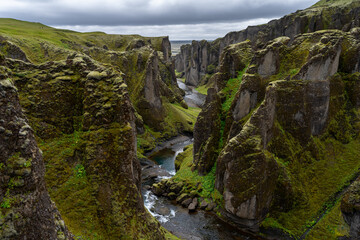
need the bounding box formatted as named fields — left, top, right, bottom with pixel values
left=140, top=80, right=257, bottom=239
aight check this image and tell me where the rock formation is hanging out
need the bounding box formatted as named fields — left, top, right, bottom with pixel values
left=342, top=178, right=360, bottom=239
left=192, top=25, right=360, bottom=238
left=0, top=72, right=72, bottom=239
left=0, top=20, right=182, bottom=239
left=193, top=88, right=221, bottom=175
left=175, top=0, right=360, bottom=87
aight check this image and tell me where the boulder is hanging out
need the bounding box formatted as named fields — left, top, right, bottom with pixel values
left=181, top=198, right=193, bottom=208
left=341, top=178, right=360, bottom=239
left=0, top=78, right=72, bottom=239
left=200, top=200, right=208, bottom=210
left=188, top=198, right=198, bottom=212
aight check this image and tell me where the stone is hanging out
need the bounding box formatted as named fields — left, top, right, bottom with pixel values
left=341, top=178, right=360, bottom=239
left=167, top=192, right=177, bottom=200
left=188, top=198, right=198, bottom=212
left=181, top=198, right=193, bottom=208
left=156, top=207, right=171, bottom=216
left=152, top=183, right=165, bottom=196
left=200, top=200, right=208, bottom=210
left=176, top=193, right=190, bottom=203
left=205, top=202, right=217, bottom=211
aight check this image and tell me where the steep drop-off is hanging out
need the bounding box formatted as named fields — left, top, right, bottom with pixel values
left=0, top=19, right=188, bottom=239
left=175, top=0, right=360, bottom=87
left=199, top=28, right=360, bottom=240
left=0, top=66, right=72, bottom=239
left=165, top=1, right=360, bottom=239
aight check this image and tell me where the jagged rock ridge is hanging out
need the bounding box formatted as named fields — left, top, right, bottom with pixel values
left=0, top=74, right=72, bottom=239
left=175, top=0, right=360, bottom=87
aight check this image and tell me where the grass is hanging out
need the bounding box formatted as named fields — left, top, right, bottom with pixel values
left=39, top=131, right=104, bottom=239
left=221, top=67, right=246, bottom=112
left=0, top=18, right=166, bottom=63
left=172, top=145, right=223, bottom=203
left=305, top=200, right=350, bottom=240
left=265, top=137, right=360, bottom=237
left=195, top=84, right=209, bottom=95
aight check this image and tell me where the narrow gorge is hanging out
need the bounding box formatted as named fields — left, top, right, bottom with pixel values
left=1, top=0, right=360, bottom=239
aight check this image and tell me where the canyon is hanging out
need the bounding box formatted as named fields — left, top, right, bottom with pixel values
left=1, top=0, right=360, bottom=239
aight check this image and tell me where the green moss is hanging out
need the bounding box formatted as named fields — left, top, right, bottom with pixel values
left=305, top=201, right=350, bottom=240
left=221, top=67, right=246, bottom=112
left=261, top=217, right=295, bottom=238
left=195, top=84, right=209, bottom=95
left=266, top=134, right=360, bottom=237
left=172, top=145, right=223, bottom=205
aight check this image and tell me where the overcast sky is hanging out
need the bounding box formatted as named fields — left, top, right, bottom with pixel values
left=1, top=0, right=319, bottom=40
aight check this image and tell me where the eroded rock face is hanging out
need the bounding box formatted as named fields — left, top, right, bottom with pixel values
left=191, top=29, right=360, bottom=231
left=216, top=82, right=279, bottom=228
left=341, top=178, right=360, bottom=239
left=193, top=88, right=222, bottom=175
left=175, top=0, right=360, bottom=86
left=0, top=40, right=29, bottom=62
left=4, top=54, right=167, bottom=239
left=137, top=51, right=165, bottom=128
left=212, top=40, right=254, bottom=91
left=176, top=40, right=219, bottom=87
left=0, top=78, right=72, bottom=240
left=225, top=30, right=356, bottom=144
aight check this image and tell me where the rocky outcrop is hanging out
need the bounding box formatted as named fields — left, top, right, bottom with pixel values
left=190, top=27, right=360, bottom=237
left=0, top=40, right=29, bottom=62
left=161, top=36, right=172, bottom=62
left=226, top=30, right=349, bottom=143
left=215, top=82, right=280, bottom=229
left=175, top=40, right=219, bottom=86
left=193, top=88, right=221, bottom=175
left=341, top=178, right=360, bottom=239
left=137, top=51, right=166, bottom=128
left=3, top=54, right=168, bottom=239
left=175, top=0, right=360, bottom=87
left=211, top=40, right=253, bottom=91
left=0, top=77, right=72, bottom=239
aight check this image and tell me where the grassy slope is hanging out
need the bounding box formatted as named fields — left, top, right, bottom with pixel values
left=305, top=200, right=350, bottom=240
left=137, top=102, right=201, bottom=156
left=263, top=137, right=360, bottom=237
left=312, top=0, right=356, bottom=7
left=172, top=145, right=223, bottom=204
left=0, top=18, right=165, bottom=63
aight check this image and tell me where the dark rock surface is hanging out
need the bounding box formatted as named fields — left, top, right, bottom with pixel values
left=193, top=88, right=222, bottom=175
left=175, top=0, right=360, bottom=88
left=342, top=178, right=360, bottom=239
left=0, top=77, right=72, bottom=239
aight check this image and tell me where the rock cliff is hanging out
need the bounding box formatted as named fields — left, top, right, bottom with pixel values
left=0, top=73, right=72, bottom=239
left=175, top=0, right=360, bottom=87
left=192, top=26, right=360, bottom=238
left=0, top=20, right=182, bottom=239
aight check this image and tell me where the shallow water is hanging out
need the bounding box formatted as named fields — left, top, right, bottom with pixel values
left=142, top=139, right=255, bottom=240
left=177, top=80, right=206, bottom=108
left=141, top=80, right=256, bottom=240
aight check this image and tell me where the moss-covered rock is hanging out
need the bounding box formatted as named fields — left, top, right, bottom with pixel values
left=341, top=178, right=360, bottom=238
left=0, top=53, right=169, bottom=239
left=0, top=77, right=72, bottom=239
left=193, top=88, right=222, bottom=175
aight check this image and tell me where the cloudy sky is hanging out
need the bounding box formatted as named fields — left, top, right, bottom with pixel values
left=1, top=0, right=319, bottom=40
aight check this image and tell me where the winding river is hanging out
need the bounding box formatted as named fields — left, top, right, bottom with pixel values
left=141, top=80, right=256, bottom=240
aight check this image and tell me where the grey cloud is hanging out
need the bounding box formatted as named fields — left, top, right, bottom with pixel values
left=0, top=0, right=318, bottom=26
left=54, top=18, right=274, bottom=40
